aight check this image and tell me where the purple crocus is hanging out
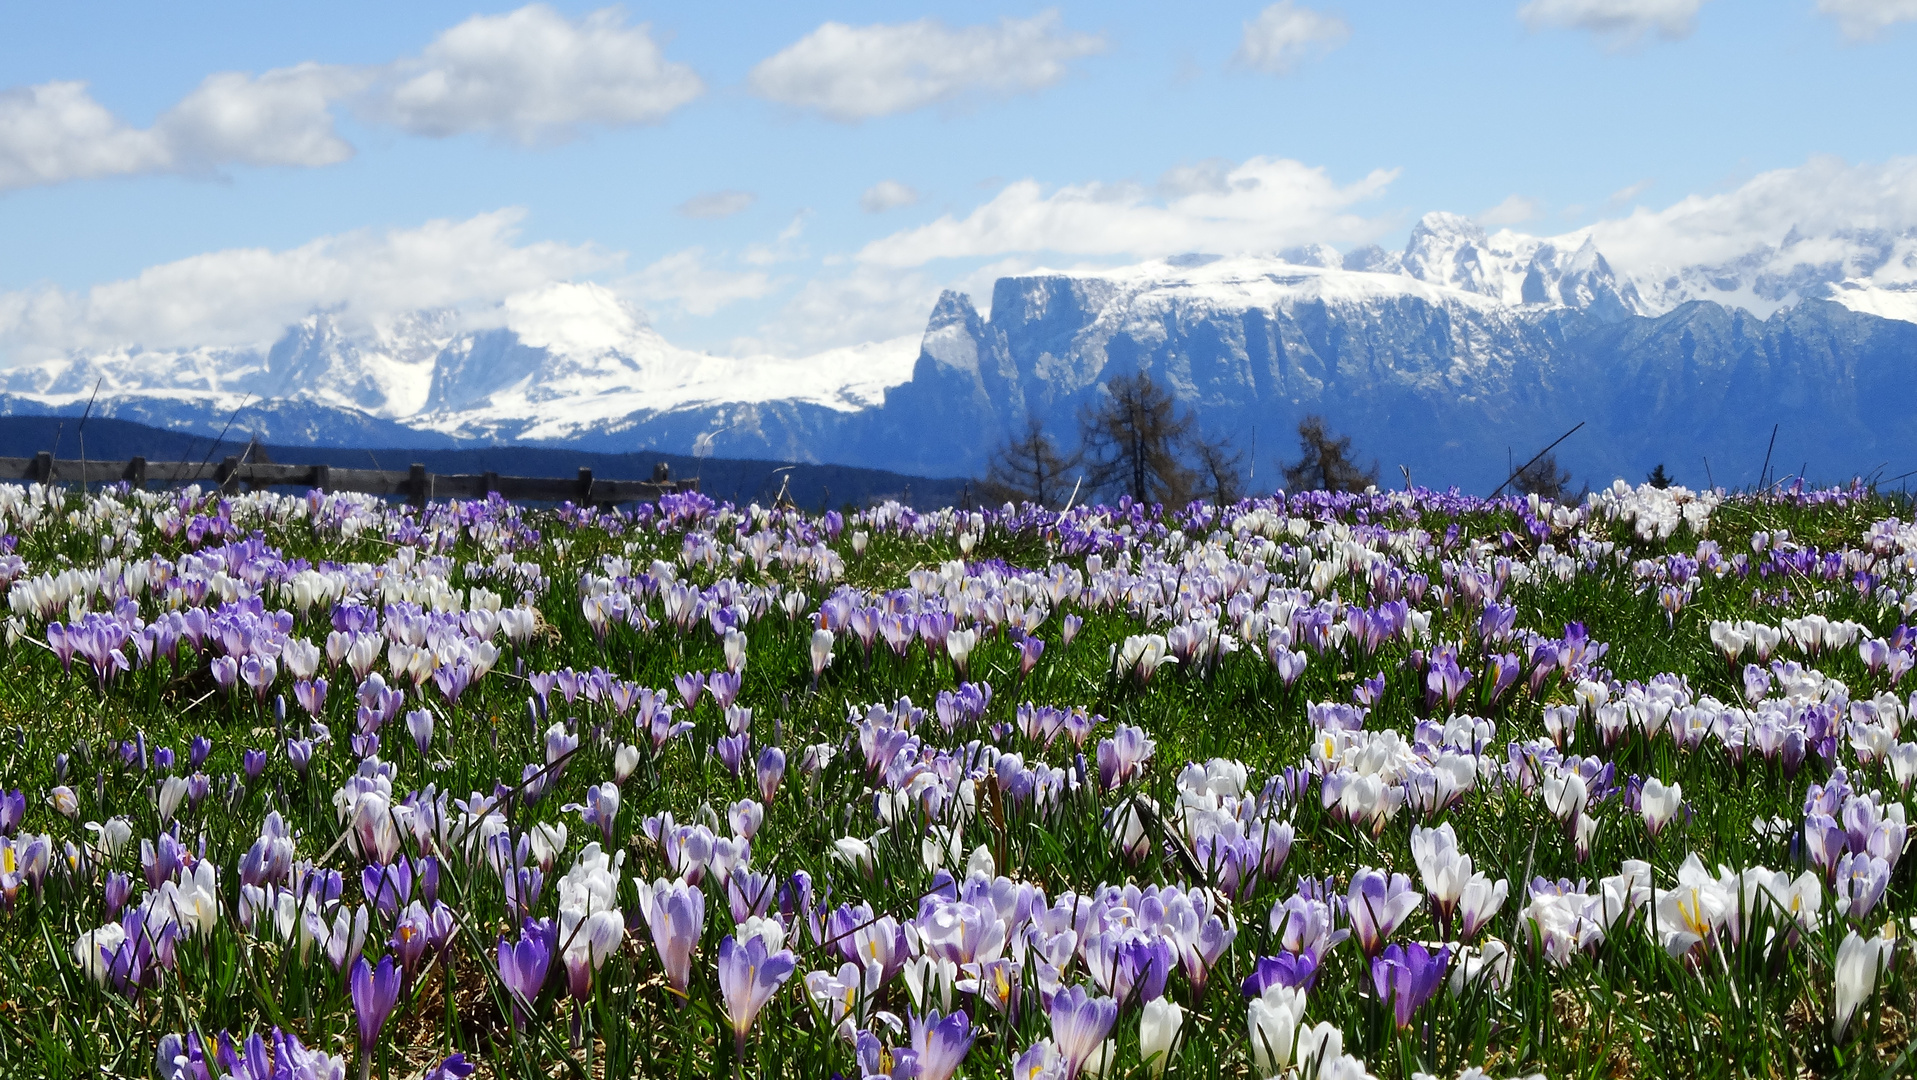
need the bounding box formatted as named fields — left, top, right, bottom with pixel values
left=717, top=933, right=798, bottom=1053
left=706, top=669, right=742, bottom=710
left=497, top=920, right=554, bottom=1028
left=639, top=878, right=705, bottom=992
left=674, top=671, right=706, bottom=711
left=349, top=954, right=402, bottom=1079
left=911, top=1007, right=976, bottom=1080
left=361, top=859, right=414, bottom=919
left=716, top=734, right=751, bottom=777
left=1347, top=868, right=1422, bottom=957
left=1095, top=725, right=1154, bottom=790
left=1018, top=635, right=1046, bottom=678
left=406, top=709, right=434, bottom=758
left=0, top=789, right=23, bottom=836
left=1369, top=942, right=1450, bottom=1028
left=294, top=677, right=328, bottom=718
left=756, top=747, right=786, bottom=804
left=1241, top=952, right=1319, bottom=998
left=1049, top=985, right=1117, bottom=1080
left=242, top=749, right=268, bottom=779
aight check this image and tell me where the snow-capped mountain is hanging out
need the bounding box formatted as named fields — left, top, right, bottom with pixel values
left=4, top=212, right=1917, bottom=488
left=0, top=282, right=920, bottom=450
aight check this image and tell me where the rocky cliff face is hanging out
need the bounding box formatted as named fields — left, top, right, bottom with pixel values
left=6, top=213, right=1916, bottom=490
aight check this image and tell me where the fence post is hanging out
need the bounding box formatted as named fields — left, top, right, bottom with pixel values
left=312, top=465, right=330, bottom=493
left=482, top=471, right=500, bottom=497
left=576, top=468, right=595, bottom=507
left=652, top=461, right=670, bottom=483
left=32, top=451, right=51, bottom=485
left=409, top=464, right=428, bottom=510
left=216, top=456, right=241, bottom=495
left=125, top=457, right=146, bottom=491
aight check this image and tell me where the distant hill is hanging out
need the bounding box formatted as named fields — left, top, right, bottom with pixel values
left=0, top=415, right=969, bottom=511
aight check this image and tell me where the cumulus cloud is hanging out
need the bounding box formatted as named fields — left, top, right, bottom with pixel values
left=1517, top=0, right=1707, bottom=48
left=1589, top=155, right=1917, bottom=273
left=1477, top=194, right=1543, bottom=226
left=1233, top=2, right=1351, bottom=75
left=748, top=11, right=1106, bottom=121
left=621, top=248, right=774, bottom=318
left=736, top=264, right=943, bottom=356
left=0, top=67, right=361, bottom=191
left=370, top=4, right=703, bottom=144
left=0, top=5, right=702, bottom=192
left=677, top=190, right=756, bottom=219
left=1817, top=0, right=1917, bottom=40
left=158, top=64, right=367, bottom=169
left=0, top=208, right=616, bottom=361
left=856, top=156, right=1399, bottom=267
left=861, top=180, right=920, bottom=213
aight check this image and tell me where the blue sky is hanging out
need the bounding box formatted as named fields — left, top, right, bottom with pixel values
left=2, top=0, right=1913, bottom=359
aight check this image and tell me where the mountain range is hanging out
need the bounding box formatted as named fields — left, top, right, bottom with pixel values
left=6, top=211, right=1917, bottom=492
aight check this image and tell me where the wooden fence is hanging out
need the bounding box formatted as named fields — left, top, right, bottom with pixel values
left=0, top=452, right=698, bottom=508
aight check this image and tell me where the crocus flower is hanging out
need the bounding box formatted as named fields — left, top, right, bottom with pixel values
left=1139, top=996, right=1183, bottom=1078
left=405, top=709, right=434, bottom=758
left=1369, top=942, right=1450, bottom=1028
left=716, top=734, right=750, bottom=777
left=349, top=954, right=402, bottom=1079
left=498, top=920, right=554, bottom=1028
left=1048, top=985, right=1117, bottom=1080
left=1640, top=778, right=1682, bottom=837
left=810, top=629, right=835, bottom=688
left=638, top=877, right=705, bottom=992
left=1247, top=984, right=1305, bottom=1078
left=1347, top=868, right=1421, bottom=956
left=718, top=933, right=798, bottom=1052
left=757, top=747, right=786, bottom=803
left=1241, top=952, right=1318, bottom=998
left=1834, top=928, right=1897, bottom=1040
left=910, top=1007, right=975, bottom=1080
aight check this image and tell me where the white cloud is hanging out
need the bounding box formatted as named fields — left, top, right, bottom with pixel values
left=1607, top=178, right=1655, bottom=206
left=0, top=68, right=361, bottom=190
left=1477, top=194, right=1543, bottom=226
left=621, top=248, right=774, bottom=318
left=677, top=190, right=756, bottom=219
left=1817, top=0, right=1917, bottom=39
left=0, top=208, right=616, bottom=361
left=372, top=5, right=703, bottom=144
left=1590, top=155, right=1917, bottom=272
left=861, top=180, right=920, bottom=213
left=738, top=265, right=944, bottom=355
left=1518, top=0, right=1707, bottom=48
left=0, top=5, right=703, bottom=192
left=1234, top=2, right=1351, bottom=76
left=748, top=11, right=1106, bottom=121
left=158, top=63, right=367, bottom=169
left=856, top=156, right=1400, bottom=267
left=0, top=81, right=169, bottom=190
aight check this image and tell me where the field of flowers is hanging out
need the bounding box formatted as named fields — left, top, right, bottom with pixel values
left=0, top=477, right=1914, bottom=1079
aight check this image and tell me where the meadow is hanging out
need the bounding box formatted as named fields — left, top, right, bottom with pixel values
left=0, top=477, right=1912, bottom=1079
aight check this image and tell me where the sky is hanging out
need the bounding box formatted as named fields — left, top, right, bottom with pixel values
left=2, top=0, right=1915, bottom=362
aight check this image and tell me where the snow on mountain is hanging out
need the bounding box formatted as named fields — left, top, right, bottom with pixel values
left=2, top=210, right=1914, bottom=482
left=0, top=282, right=921, bottom=445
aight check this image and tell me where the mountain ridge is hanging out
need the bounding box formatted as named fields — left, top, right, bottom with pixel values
left=4, top=213, right=1916, bottom=490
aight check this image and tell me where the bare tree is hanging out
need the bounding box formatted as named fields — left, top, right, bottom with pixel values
left=1191, top=433, right=1247, bottom=506
left=1282, top=415, right=1378, bottom=493
left=980, top=414, right=1081, bottom=508
left=1078, top=372, right=1194, bottom=506
left=1514, top=452, right=1573, bottom=499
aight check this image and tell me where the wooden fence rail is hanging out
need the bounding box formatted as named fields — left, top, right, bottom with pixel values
left=0, top=452, right=697, bottom=508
